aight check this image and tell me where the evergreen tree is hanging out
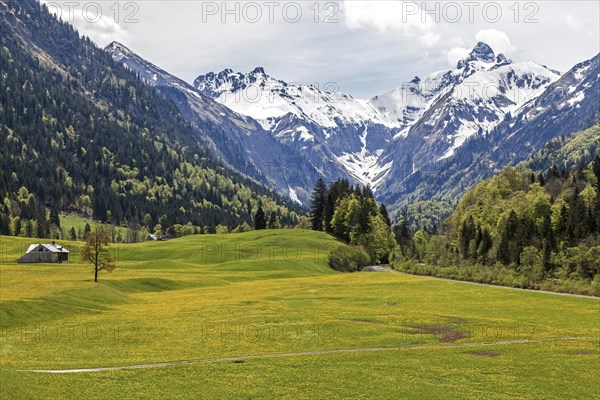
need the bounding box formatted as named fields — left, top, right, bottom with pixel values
left=379, top=204, right=391, bottom=227
left=267, top=211, right=279, bottom=229
left=309, top=178, right=327, bottom=231
left=206, top=224, right=217, bottom=234
left=84, top=222, right=91, bottom=239
left=322, top=179, right=351, bottom=233
left=323, top=191, right=336, bottom=233
left=355, top=200, right=373, bottom=237
left=459, top=216, right=476, bottom=259
left=477, top=228, right=493, bottom=262
left=393, top=208, right=413, bottom=258
left=254, top=206, right=266, bottom=230
left=498, top=211, right=521, bottom=266
left=49, top=207, right=60, bottom=228
left=593, top=156, right=600, bottom=187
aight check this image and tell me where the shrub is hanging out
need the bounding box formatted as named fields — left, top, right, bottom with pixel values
left=328, top=245, right=371, bottom=272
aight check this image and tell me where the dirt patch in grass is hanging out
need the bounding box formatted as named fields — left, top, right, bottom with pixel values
left=467, top=351, right=501, bottom=357
left=405, top=324, right=469, bottom=343
left=350, top=318, right=379, bottom=324
left=384, top=302, right=397, bottom=306
left=571, top=350, right=595, bottom=356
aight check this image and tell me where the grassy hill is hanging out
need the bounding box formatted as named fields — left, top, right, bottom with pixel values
left=1, top=230, right=598, bottom=399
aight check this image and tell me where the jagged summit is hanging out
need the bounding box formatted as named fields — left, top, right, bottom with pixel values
left=193, top=67, right=271, bottom=96
left=457, top=42, right=501, bottom=69
left=468, top=42, right=495, bottom=61
left=105, top=41, right=132, bottom=54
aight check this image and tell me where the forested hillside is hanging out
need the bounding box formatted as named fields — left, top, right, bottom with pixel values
left=521, top=125, right=600, bottom=174
left=394, top=125, right=600, bottom=295
left=0, top=0, right=298, bottom=239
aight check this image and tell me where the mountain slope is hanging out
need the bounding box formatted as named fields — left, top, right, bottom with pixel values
left=106, top=42, right=322, bottom=205
left=193, top=42, right=576, bottom=201
left=194, top=67, right=398, bottom=189
left=0, top=0, right=298, bottom=235
left=378, top=49, right=599, bottom=214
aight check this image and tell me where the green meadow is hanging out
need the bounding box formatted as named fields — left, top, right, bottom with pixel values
left=0, top=231, right=598, bottom=399
left=58, top=214, right=128, bottom=239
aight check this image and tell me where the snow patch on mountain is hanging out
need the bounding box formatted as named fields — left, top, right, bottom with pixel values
left=288, top=186, right=301, bottom=205
left=277, top=126, right=314, bottom=142
left=334, top=127, right=392, bottom=189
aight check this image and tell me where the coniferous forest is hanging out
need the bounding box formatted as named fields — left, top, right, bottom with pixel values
left=0, top=0, right=300, bottom=239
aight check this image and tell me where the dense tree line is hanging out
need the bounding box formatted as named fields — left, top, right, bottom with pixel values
left=309, top=179, right=395, bottom=270
left=0, top=0, right=300, bottom=239
left=394, top=157, right=600, bottom=295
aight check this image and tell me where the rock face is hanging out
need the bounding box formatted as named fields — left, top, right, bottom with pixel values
left=108, top=41, right=600, bottom=213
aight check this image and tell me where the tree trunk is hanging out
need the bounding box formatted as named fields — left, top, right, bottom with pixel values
left=94, top=265, right=98, bottom=282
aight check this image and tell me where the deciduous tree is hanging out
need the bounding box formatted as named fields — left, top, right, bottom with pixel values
left=81, top=225, right=116, bottom=282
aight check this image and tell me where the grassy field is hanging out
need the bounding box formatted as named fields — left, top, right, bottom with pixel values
left=0, top=231, right=598, bottom=399
left=59, top=213, right=127, bottom=239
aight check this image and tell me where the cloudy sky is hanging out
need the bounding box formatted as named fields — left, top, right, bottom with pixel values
left=46, top=0, right=599, bottom=98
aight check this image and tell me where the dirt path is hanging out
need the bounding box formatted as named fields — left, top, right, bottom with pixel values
left=382, top=269, right=599, bottom=299
left=23, top=336, right=597, bottom=374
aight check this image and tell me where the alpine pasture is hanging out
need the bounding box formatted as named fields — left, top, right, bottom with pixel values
left=0, top=231, right=598, bottom=399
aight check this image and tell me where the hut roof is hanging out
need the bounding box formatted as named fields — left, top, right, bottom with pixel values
left=26, top=244, right=70, bottom=253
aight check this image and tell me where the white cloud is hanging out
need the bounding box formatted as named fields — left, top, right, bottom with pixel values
left=342, top=1, right=407, bottom=32
left=38, top=0, right=599, bottom=98
left=560, top=15, right=583, bottom=31
left=74, top=15, right=129, bottom=46
left=42, top=0, right=129, bottom=46
left=475, top=29, right=514, bottom=55
left=446, top=47, right=470, bottom=66
left=341, top=1, right=439, bottom=46
left=419, top=32, right=441, bottom=47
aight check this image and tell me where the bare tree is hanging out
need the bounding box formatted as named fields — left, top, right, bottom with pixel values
left=82, top=225, right=116, bottom=282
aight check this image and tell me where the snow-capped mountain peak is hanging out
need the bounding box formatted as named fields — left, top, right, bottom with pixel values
left=458, top=41, right=496, bottom=68
left=495, top=53, right=512, bottom=65
left=193, top=67, right=399, bottom=190
left=371, top=42, right=559, bottom=139
left=456, top=42, right=517, bottom=79
left=193, top=67, right=392, bottom=130
left=194, top=66, right=271, bottom=98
